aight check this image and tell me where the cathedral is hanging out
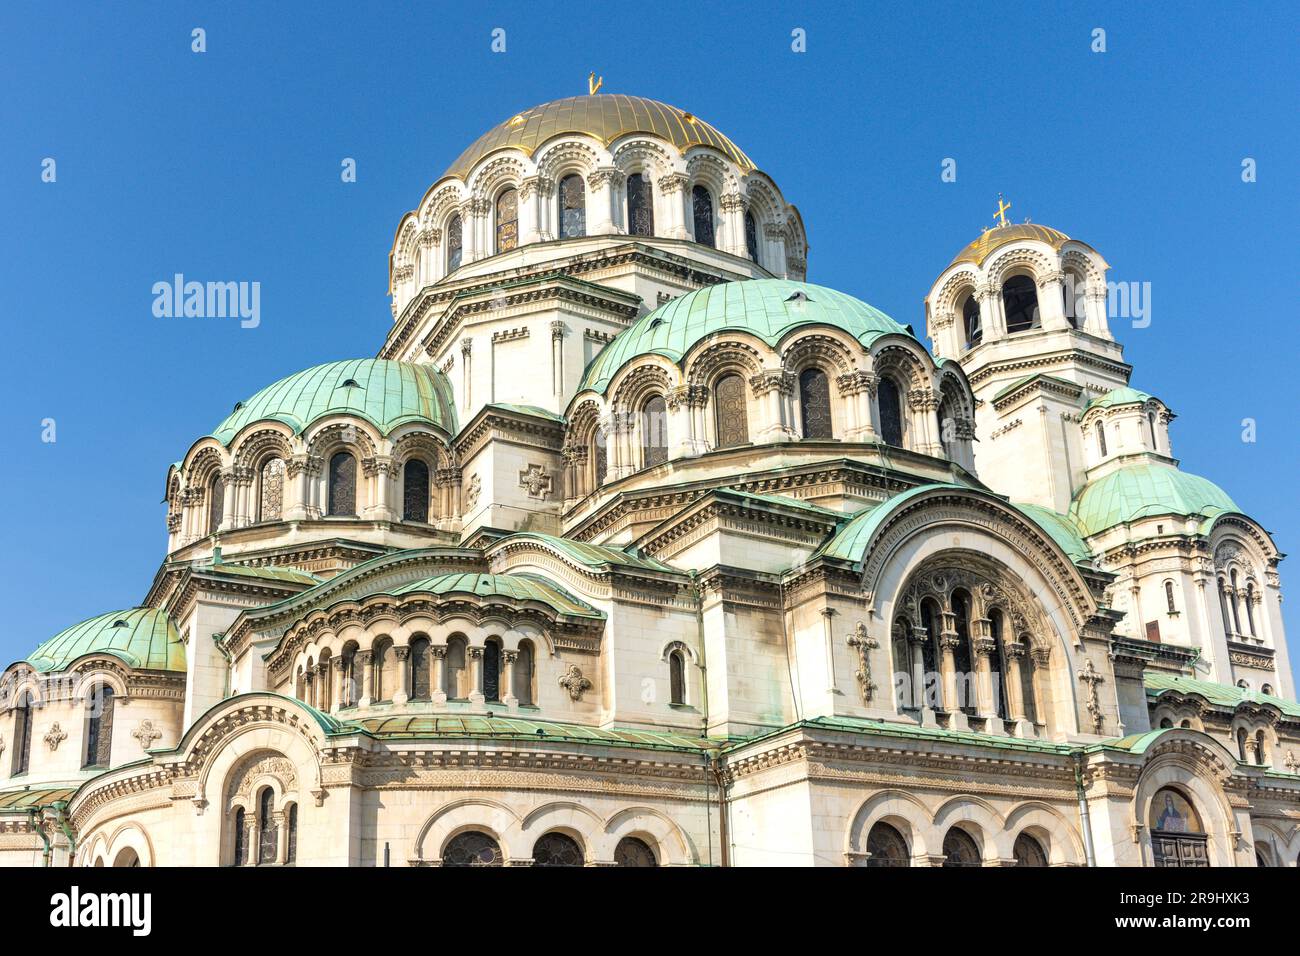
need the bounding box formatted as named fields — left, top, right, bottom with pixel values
left=3, top=92, right=1296, bottom=868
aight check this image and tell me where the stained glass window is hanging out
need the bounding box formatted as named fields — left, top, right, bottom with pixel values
left=798, top=367, right=832, bottom=439
left=483, top=639, right=501, bottom=702
left=208, top=475, right=225, bottom=534
left=443, top=831, right=503, bottom=867
left=516, top=640, right=535, bottom=706
left=627, top=173, right=654, bottom=236
left=641, top=395, right=668, bottom=467
left=745, top=210, right=759, bottom=263
left=233, top=808, right=246, bottom=866
left=495, top=188, right=518, bottom=253
left=13, top=693, right=33, bottom=775
left=559, top=174, right=585, bottom=239
left=963, top=295, right=982, bottom=347
left=669, top=650, right=685, bottom=705
left=447, top=214, right=463, bottom=270
left=1013, top=833, right=1048, bottom=867
left=533, top=832, right=583, bottom=867
left=259, top=457, right=285, bottom=522
left=878, top=379, right=904, bottom=447
left=409, top=637, right=430, bottom=700
left=403, top=459, right=430, bottom=523
left=286, top=805, right=297, bottom=865
left=1002, top=275, right=1040, bottom=333
left=615, top=837, right=658, bottom=867
left=328, top=452, right=356, bottom=516
left=692, top=185, right=715, bottom=247
left=866, top=822, right=910, bottom=867
left=941, top=827, right=981, bottom=867
left=714, top=374, right=748, bottom=448
left=258, top=788, right=277, bottom=865
left=83, top=685, right=114, bottom=768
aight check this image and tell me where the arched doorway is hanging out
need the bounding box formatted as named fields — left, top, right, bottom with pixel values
left=1148, top=787, right=1209, bottom=867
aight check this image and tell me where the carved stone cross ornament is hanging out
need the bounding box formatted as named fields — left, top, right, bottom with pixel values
left=557, top=664, right=592, bottom=701
left=847, top=621, right=879, bottom=704
left=519, top=464, right=552, bottom=499
left=44, top=723, right=67, bottom=751
left=133, top=720, right=163, bottom=751
left=1076, top=658, right=1106, bottom=734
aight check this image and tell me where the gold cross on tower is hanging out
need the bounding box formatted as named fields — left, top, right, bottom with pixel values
left=588, top=72, right=603, bottom=95
left=992, top=194, right=1012, bottom=228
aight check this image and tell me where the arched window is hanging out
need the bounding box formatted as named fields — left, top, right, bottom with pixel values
left=692, top=185, right=715, bottom=247
left=744, top=211, right=759, bottom=264
left=1001, top=275, right=1040, bottom=333
left=340, top=645, right=359, bottom=707
left=327, top=452, right=356, bottom=516
left=558, top=174, right=585, bottom=239
left=83, top=684, right=115, bottom=769
left=285, top=804, right=298, bottom=865
left=446, top=214, right=463, bottom=271
left=892, top=620, right=913, bottom=710
left=593, top=429, right=608, bottom=487
left=1148, top=412, right=1159, bottom=450
left=950, top=591, right=975, bottom=716
left=641, top=395, right=669, bottom=467
left=533, top=832, right=583, bottom=867
left=1159, top=717, right=1173, bottom=728
left=865, top=822, right=910, bottom=867
left=614, top=837, right=658, bottom=867
left=1165, top=581, right=1177, bottom=614
left=1062, top=278, right=1081, bottom=328
left=1013, top=833, right=1048, bottom=867
left=12, top=691, right=34, bottom=775
left=515, top=640, right=536, bottom=707
left=444, top=636, right=467, bottom=699
left=403, top=459, right=430, bottom=523
left=627, top=173, right=654, bottom=236
left=1245, top=583, right=1256, bottom=636
left=483, top=638, right=502, bottom=702
left=256, top=457, right=285, bottom=522
left=1219, top=580, right=1233, bottom=639
left=1149, top=787, right=1208, bottom=867
left=208, top=474, right=225, bottom=534
left=941, top=827, right=981, bottom=867
left=962, top=295, right=982, bottom=348
left=988, top=609, right=1007, bottom=719
left=316, top=652, right=332, bottom=712
left=1229, top=570, right=1243, bottom=634
left=409, top=637, right=431, bottom=700
left=1236, top=726, right=1249, bottom=762
left=878, top=378, right=904, bottom=447
left=1262, top=683, right=1274, bottom=696
left=443, top=831, right=503, bottom=867
left=233, top=808, right=247, bottom=866
left=798, top=367, right=833, bottom=439
left=668, top=649, right=686, bottom=705
left=1255, top=729, right=1267, bottom=766
left=257, top=788, right=277, bottom=865
left=372, top=638, right=396, bottom=703
left=713, top=374, right=748, bottom=448
left=495, top=187, right=518, bottom=253
left=919, top=599, right=940, bottom=710
left=1095, top=421, right=1107, bottom=457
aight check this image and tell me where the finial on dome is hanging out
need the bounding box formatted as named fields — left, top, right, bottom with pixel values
left=588, top=71, right=603, bottom=95
left=993, top=194, right=1012, bottom=228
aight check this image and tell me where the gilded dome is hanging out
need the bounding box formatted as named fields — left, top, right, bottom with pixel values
left=949, top=223, right=1074, bottom=267
left=211, top=359, right=457, bottom=445
left=577, top=279, right=910, bottom=396
left=441, top=94, right=754, bottom=182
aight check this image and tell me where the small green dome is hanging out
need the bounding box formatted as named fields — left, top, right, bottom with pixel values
left=26, top=608, right=185, bottom=674
left=212, top=359, right=457, bottom=445
left=1071, top=463, right=1239, bottom=535
left=1084, top=386, right=1154, bottom=412
left=577, top=279, right=910, bottom=396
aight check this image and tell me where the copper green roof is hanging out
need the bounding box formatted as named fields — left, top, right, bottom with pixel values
left=390, top=572, right=605, bottom=619
left=494, top=532, right=682, bottom=574
left=0, top=786, right=78, bottom=813
left=1070, top=463, right=1239, bottom=536
left=1146, top=673, right=1300, bottom=719
left=357, top=714, right=718, bottom=752
left=577, top=280, right=911, bottom=396
left=1084, top=386, right=1154, bottom=411
left=25, top=608, right=184, bottom=674
left=211, top=359, right=457, bottom=445
left=1012, top=502, right=1093, bottom=565
left=441, top=94, right=754, bottom=183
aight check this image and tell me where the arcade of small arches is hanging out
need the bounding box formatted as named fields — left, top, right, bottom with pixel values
left=561, top=335, right=976, bottom=500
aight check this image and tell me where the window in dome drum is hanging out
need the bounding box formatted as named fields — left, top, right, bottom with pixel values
left=208, top=474, right=225, bottom=534
left=328, top=452, right=356, bottom=516
left=799, top=367, right=832, bottom=439
left=559, top=174, right=585, bottom=238
left=403, top=459, right=430, bottom=522
left=745, top=210, right=759, bottom=264
left=446, top=214, right=463, bottom=270
left=878, top=379, right=904, bottom=446
left=1001, top=275, right=1040, bottom=333
left=496, top=188, right=518, bottom=253
left=259, top=457, right=284, bottom=522
left=627, top=173, right=654, bottom=236
left=713, top=374, right=748, bottom=448
left=641, top=395, right=669, bottom=466
left=692, top=185, right=715, bottom=247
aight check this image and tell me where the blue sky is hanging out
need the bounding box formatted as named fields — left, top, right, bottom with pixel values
left=1, top=1, right=1296, bottom=688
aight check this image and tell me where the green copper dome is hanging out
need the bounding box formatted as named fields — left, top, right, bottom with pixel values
left=212, top=359, right=457, bottom=445
left=577, top=279, right=911, bottom=396
left=390, top=573, right=604, bottom=620
left=1084, top=386, right=1154, bottom=412
left=25, top=608, right=185, bottom=674
left=1070, top=463, right=1239, bottom=536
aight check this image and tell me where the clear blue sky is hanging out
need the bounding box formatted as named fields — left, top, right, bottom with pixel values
left=1, top=1, right=1296, bottom=688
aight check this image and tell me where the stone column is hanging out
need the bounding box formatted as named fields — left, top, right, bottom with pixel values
left=668, top=385, right=706, bottom=458
left=274, top=810, right=289, bottom=865
left=460, top=339, right=472, bottom=413
left=907, top=628, right=930, bottom=714
left=314, top=661, right=330, bottom=711
left=1030, top=647, right=1051, bottom=728
left=587, top=167, right=624, bottom=235
left=393, top=646, right=411, bottom=705
left=431, top=645, right=448, bottom=704
left=972, top=628, right=1002, bottom=730
left=467, top=647, right=486, bottom=704
left=1004, top=644, right=1028, bottom=721
left=1037, top=271, right=1071, bottom=331
left=976, top=282, right=1002, bottom=339
left=551, top=321, right=566, bottom=399
left=241, top=817, right=258, bottom=867
left=331, top=657, right=346, bottom=713
left=518, top=177, right=540, bottom=245
left=357, top=650, right=375, bottom=707
left=719, top=192, right=747, bottom=257
left=939, top=626, right=960, bottom=715
left=503, top=649, right=519, bottom=707
left=764, top=223, right=788, bottom=278
left=751, top=370, right=796, bottom=442
left=837, top=371, right=878, bottom=442
left=219, top=468, right=237, bottom=532
left=303, top=670, right=314, bottom=709
left=909, top=387, right=943, bottom=456
left=657, top=173, right=690, bottom=239
left=1084, top=286, right=1110, bottom=338
left=365, top=455, right=396, bottom=521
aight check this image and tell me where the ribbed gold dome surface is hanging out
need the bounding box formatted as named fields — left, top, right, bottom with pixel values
left=950, top=223, right=1072, bottom=267
left=441, top=94, right=755, bottom=182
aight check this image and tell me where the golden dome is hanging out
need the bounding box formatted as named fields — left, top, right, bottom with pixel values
left=949, top=223, right=1073, bottom=267
left=441, top=94, right=755, bottom=182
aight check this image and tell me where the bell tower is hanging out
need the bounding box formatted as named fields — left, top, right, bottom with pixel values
left=925, top=204, right=1131, bottom=513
